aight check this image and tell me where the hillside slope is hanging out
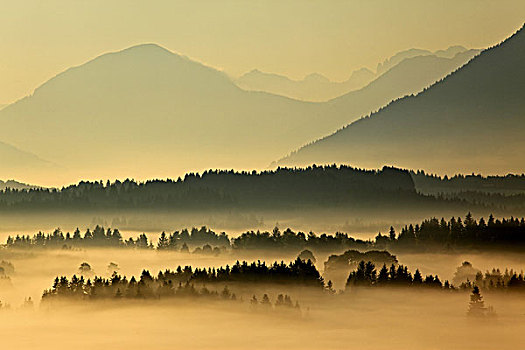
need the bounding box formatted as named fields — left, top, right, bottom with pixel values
left=0, top=44, right=330, bottom=183
left=0, top=141, right=55, bottom=182
left=278, top=25, right=525, bottom=175
left=235, top=67, right=375, bottom=102
left=0, top=43, right=482, bottom=184
left=236, top=46, right=475, bottom=102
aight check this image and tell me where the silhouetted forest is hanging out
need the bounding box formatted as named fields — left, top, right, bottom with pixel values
left=387, top=213, right=525, bottom=251
left=6, top=226, right=153, bottom=249
left=0, top=166, right=448, bottom=211
left=2, top=166, right=525, bottom=212
left=346, top=261, right=450, bottom=289
left=324, top=250, right=397, bottom=271
left=459, top=267, right=525, bottom=291
left=439, top=191, right=525, bottom=212
left=6, top=213, right=525, bottom=253
left=345, top=259, right=525, bottom=297
left=42, top=258, right=322, bottom=303
left=411, top=171, right=525, bottom=211
left=4, top=225, right=373, bottom=252
left=411, top=171, right=525, bottom=195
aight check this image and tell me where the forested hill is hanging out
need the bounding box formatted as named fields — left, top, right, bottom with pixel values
left=411, top=171, right=525, bottom=195
left=0, top=166, right=432, bottom=211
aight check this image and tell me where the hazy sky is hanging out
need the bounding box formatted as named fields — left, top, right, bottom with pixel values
left=0, top=0, right=524, bottom=104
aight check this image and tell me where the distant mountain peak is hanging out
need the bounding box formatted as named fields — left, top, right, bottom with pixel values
left=97, top=42, right=183, bottom=61
left=303, top=73, right=330, bottom=83
left=125, top=42, right=168, bottom=50
left=278, top=23, right=525, bottom=175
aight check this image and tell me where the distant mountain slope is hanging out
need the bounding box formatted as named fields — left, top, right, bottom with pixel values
left=325, top=49, right=479, bottom=120
left=375, top=46, right=468, bottom=75
left=0, top=42, right=481, bottom=185
left=0, top=44, right=334, bottom=183
left=235, top=67, right=375, bottom=102
left=0, top=141, right=55, bottom=181
left=0, top=179, right=41, bottom=191
left=236, top=46, right=474, bottom=102
left=278, top=25, right=525, bottom=175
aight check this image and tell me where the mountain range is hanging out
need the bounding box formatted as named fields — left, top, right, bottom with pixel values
left=0, top=44, right=329, bottom=184
left=235, top=46, right=475, bottom=102
left=0, top=179, right=40, bottom=191
left=235, top=67, right=375, bottom=102
left=278, top=25, right=525, bottom=175
left=0, top=40, right=483, bottom=185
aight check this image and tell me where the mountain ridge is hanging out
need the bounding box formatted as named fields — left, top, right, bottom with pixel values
left=277, top=24, right=525, bottom=175
left=237, top=46, right=474, bottom=102
left=0, top=39, right=493, bottom=185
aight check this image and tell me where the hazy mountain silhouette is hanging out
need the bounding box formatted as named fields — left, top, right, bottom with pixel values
left=235, top=67, right=375, bottom=102
left=0, top=104, right=6, bottom=111
left=0, top=179, right=41, bottom=191
left=0, top=140, right=55, bottom=181
left=278, top=25, right=525, bottom=175
left=325, top=50, right=480, bottom=118
left=0, top=44, right=335, bottom=183
left=376, top=46, right=469, bottom=75
left=236, top=46, right=474, bottom=102
left=0, top=42, right=481, bottom=184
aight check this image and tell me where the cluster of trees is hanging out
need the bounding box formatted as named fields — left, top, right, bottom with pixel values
left=42, top=259, right=321, bottom=301
left=250, top=293, right=301, bottom=311
left=324, top=250, right=397, bottom=273
left=231, top=227, right=371, bottom=252
left=7, top=213, right=525, bottom=253
left=346, top=261, right=451, bottom=289
left=443, top=191, right=525, bottom=212
left=411, top=171, right=525, bottom=210
left=411, top=171, right=525, bottom=195
left=468, top=286, right=496, bottom=318
left=5, top=225, right=228, bottom=251
left=6, top=226, right=151, bottom=249
left=42, top=271, right=241, bottom=301
left=157, top=227, right=229, bottom=249
left=387, top=213, right=525, bottom=250
left=42, top=269, right=304, bottom=312
left=187, top=258, right=324, bottom=288
left=3, top=225, right=373, bottom=253
left=0, top=166, right=442, bottom=211
left=460, top=267, right=525, bottom=291
left=0, top=261, right=14, bottom=276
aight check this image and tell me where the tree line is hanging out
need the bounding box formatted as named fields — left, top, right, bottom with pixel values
left=459, top=267, right=525, bottom=291
left=0, top=165, right=448, bottom=211
left=346, top=261, right=450, bottom=289
left=4, top=225, right=373, bottom=252
left=42, top=258, right=321, bottom=309
left=7, top=213, right=525, bottom=253
left=386, top=212, right=525, bottom=250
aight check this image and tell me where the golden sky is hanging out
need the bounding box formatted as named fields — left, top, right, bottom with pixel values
left=0, top=0, right=524, bottom=104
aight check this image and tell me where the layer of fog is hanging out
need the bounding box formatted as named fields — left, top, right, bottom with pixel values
left=1, top=286, right=525, bottom=349
left=1, top=247, right=525, bottom=349
left=0, top=206, right=512, bottom=243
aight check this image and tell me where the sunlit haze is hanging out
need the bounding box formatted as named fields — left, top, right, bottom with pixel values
left=1, top=2, right=525, bottom=349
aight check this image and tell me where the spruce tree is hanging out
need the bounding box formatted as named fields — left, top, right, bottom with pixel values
left=468, top=286, right=486, bottom=317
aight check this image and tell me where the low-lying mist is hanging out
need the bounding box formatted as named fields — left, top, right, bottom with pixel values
left=0, top=206, right=509, bottom=243
left=2, top=243, right=525, bottom=349
left=1, top=286, right=524, bottom=349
